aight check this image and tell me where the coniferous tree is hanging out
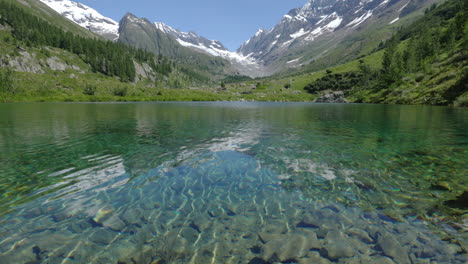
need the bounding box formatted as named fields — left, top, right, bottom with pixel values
left=0, top=0, right=173, bottom=83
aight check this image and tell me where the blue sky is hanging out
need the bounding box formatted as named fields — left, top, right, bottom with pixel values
left=79, top=0, right=308, bottom=51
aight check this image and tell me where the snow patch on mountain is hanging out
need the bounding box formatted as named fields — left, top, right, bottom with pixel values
left=326, top=16, right=343, bottom=30
left=291, top=28, right=309, bottom=39
left=39, top=0, right=119, bottom=40
left=347, top=11, right=373, bottom=28
left=399, top=1, right=411, bottom=11
left=152, top=21, right=259, bottom=67
left=176, top=39, right=258, bottom=65
left=389, top=17, right=400, bottom=24
left=287, top=57, right=303, bottom=64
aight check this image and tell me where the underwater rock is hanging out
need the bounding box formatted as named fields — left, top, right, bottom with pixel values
left=102, top=215, right=126, bottom=231
left=207, top=207, right=224, bottom=218
left=301, top=229, right=321, bottom=249
left=321, top=231, right=356, bottom=260
left=89, top=228, right=116, bottom=244
left=192, top=215, right=211, bottom=232
left=444, top=191, right=468, bottom=209
left=365, top=225, right=380, bottom=240
left=51, top=212, right=71, bottom=222
left=121, top=208, right=143, bottom=225
left=258, top=232, right=284, bottom=244
left=248, top=257, right=269, bottom=264
left=69, top=218, right=93, bottom=233
left=93, top=205, right=115, bottom=223
left=260, top=233, right=313, bottom=262
left=377, top=233, right=410, bottom=264
left=430, top=181, right=451, bottom=191
left=229, top=215, right=257, bottom=232
left=302, top=252, right=333, bottom=264
left=369, top=256, right=396, bottom=264
left=399, top=231, right=419, bottom=247
left=347, top=228, right=373, bottom=243
left=315, top=222, right=340, bottom=239
left=179, top=227, right=199, bottom=244
left=297, top=214, right=320, bottom=229
left=23, top=208, right=43, bottom=219
left=413, top=245, right=438, bottom=259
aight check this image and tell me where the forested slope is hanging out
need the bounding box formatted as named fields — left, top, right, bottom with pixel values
left=302, top=0, right=468, bottom=106
left=0, top=0, right=209, bottom=102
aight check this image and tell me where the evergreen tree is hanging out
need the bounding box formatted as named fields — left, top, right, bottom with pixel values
left=381, top=37, right=399, bottom=84
left=0, top=0, right=174, bottom=83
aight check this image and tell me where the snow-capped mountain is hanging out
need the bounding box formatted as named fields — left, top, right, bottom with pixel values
left=39, top=0, right=119, bottom=40
left=38, top=0, right=434, bottom=77
left=153, top=22, right=260, bottom=74
left=238, top=0, right=418, bottom=69
left=39, top=0, right=260, bottom=75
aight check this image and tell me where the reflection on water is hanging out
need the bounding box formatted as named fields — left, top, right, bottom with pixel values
left=0, top=102, right=467, bottom=263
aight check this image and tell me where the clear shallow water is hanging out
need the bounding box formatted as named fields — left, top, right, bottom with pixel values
left=0, top=102, right=466, bottom=264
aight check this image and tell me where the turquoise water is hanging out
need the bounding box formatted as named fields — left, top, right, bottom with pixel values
left=0, top=102, right=466, bottom=264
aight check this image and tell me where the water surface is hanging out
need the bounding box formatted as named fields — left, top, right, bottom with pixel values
left=0, top=102, right=467, bottom=263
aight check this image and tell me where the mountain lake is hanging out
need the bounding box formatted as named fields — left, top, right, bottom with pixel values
left=0, top=102, right=467, bottom=264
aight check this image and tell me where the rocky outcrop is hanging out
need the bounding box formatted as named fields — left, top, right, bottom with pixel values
left=314, top=91, right=348, bottom=103
left=134, top=61, right=156, bottom=82
left=1, top=51, right=84, bottom=74
left=3, top=51, right=45, bottom=74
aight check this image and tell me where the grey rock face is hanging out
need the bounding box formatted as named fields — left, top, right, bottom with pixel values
left=261, top=233, right=315, bottom=262
left=377, top=233, right=410, bottom=264
left=4, top=51, right=44, bottom=74
left=314, top=91, right=348, bottom=103
left=1, top=50, right=84, bottom=74
left=46, top=56, right=68, bottom=71
left=154, top=22, right=229, bottom=54
left=118, top=13, right=234, bottom=77
left=238, top=0, right=429, bottom=73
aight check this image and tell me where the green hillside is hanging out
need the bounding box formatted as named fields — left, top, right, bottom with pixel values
left=0, top=0, right=220, bottom=102
left=3, top=0, right=98, bottom=39
left=118, top=13, right=235, bottom=82
left=0, top=0, right=466, bottom=104
left=258, top=0, right=467, bottom=106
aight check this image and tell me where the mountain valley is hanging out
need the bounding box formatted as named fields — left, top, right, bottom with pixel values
left=0, top=0, right=466, bottom=105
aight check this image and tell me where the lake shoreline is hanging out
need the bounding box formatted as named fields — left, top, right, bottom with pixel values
left=2, top=96, right=467, bottom=107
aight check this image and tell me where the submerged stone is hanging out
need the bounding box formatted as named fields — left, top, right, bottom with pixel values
left=445, top=191, right=468, bottom=209
left=321, top=230, right=356, bottom=260
left=179, top=227, right=199, bottom=244
left=377, top=233, right=410, bottom=264
left=302, top=252, right=333, bottom=264
left=89, top=228, right=117, bottom=244
left=121, top=208, right=143, bottom=225
left=370, top=256, right=396, bottom=264
left=102, top=215, right=126, bottom=231
left=347, top=227, right=373, bottom=243
left=261, top=233, right=314, bottom=262
left=430, top=181, right=451, bottom=191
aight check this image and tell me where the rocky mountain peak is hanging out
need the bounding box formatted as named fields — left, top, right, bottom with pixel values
left=237, top=0, right=415, bottom=73
left=39, top=0, right=119, bottom=40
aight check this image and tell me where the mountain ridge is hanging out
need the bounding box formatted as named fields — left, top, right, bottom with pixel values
left=38, top=0, right=440, bottom=78
left=39, top=0, right=119, bottom=40
left=237, top=0, right=437, bottom=75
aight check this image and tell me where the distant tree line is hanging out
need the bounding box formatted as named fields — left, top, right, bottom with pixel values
left=0, top=0, right=173, bottom=82
left=222, top=75, right=253, bottom=84
left=380, top=0, right=467, bottom=85
left=0, top=68, right=14, bottom=95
